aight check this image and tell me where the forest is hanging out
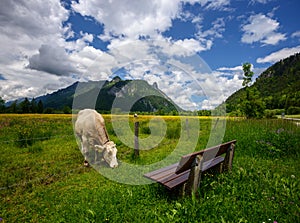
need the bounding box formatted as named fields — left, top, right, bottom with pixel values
left=225, top=53, right=300, bottom=116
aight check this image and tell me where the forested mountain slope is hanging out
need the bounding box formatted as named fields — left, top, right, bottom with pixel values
left=225, top=53, right=300, bottom=114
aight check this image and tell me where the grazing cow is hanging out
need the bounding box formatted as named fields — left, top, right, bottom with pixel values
left=75, top=109, right=118, bottom=168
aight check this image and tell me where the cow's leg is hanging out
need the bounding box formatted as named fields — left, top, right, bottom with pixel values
left=94, top=149, right=99, bottom=164
left=81, top=135, right=90, bottom=167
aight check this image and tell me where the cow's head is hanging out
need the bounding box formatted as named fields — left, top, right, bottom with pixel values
left=95, top=141, right=118, bottom=168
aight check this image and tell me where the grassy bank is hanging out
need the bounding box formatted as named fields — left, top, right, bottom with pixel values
left=0, top=115, right=299, bottom=222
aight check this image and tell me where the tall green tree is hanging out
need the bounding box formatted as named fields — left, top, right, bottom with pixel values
left=37, top=100, right=44, bottom=113
left=20, top=98, right=30, bottom=113
left=0, top=97, right=5, bottom=113
left=30, top=98, right=38, bottom=113
left=242, top=62, right=253, bottom=87
left=8, top=100, right=18, bottom=113
left=241, top=63, right=265, bottom=118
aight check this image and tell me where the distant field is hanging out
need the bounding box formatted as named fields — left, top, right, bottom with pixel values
left=0, top=114, right=299, bottom=222
left=284, top=114, right=300, bottom=119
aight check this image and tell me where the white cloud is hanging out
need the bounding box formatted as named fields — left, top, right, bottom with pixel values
left=217, top=66, right=243, bottom=71
left=197, top=17, right=225, bottom=39
left=27, top=44, right=78, bottom=76
left=291, top=31, right=300, bottom=39
left=172, top=38, right=211, bottom=54
left=0, top=0, right=75, bottom=100
left=185, top=0, right=231, bottom=11
left=72, top=0, right=181, bottom=39
left=202, top=0, right=231, bottom=11
left=250, top=0, right=273, bottom=4
left=256, top=46, right=300, bottom=64
left=0, top=63, right=76, bottom=101
left=0, top=0, right=69, bottom=63
left=241, top=13, right=286, bottom=45
left=80, top=31, right=94, bottom=43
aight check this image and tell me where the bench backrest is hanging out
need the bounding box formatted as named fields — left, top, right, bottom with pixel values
left=175, top=140, right=237, bottom=174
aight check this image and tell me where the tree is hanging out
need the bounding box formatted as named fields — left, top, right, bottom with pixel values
left=0, top=97, right=5, bottom=113
left=241, top=63, right=265, bottom=118
left=241, top=87, right=265, bottom=118
left=20, top=98, right=30, bottom=113
left=8, top=100, right=18, bottom=113
left=242, top=63, right=254, bottom=87
left=63, top=105, right=71, bottom=114
left=37, top=100, right=44, bottom=113
left=30, top=98, right=38, bottom=113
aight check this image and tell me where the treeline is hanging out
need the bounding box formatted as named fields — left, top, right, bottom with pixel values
left=0, top=97, right=211, bottom=116
left=0, top=97, right=72, bottom=114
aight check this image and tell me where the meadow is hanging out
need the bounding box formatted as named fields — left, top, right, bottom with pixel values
left=0, top=114, right=299, bottom=222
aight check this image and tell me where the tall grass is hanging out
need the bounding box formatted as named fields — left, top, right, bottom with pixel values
left=0, top=115, right=299, bottom=222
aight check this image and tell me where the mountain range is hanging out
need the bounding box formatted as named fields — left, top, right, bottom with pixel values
left=35, top=76, right=182, bottom=113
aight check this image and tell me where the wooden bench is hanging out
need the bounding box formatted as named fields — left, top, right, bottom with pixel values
left=143, top=140, right=237, bottom=195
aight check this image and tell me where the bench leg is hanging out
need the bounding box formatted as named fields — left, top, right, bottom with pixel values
left=183, top=154, right=203, bottom=196
left=224, top=143, right=235, bottom=172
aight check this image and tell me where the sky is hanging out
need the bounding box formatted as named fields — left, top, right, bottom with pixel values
left=0, top=0, right=299, bottom=110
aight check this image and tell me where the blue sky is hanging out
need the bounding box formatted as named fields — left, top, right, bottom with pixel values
left=0, top=0, right=299, bottom=110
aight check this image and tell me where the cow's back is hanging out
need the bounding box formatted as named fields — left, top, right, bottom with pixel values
left=75, top=109, right=109, bottom=145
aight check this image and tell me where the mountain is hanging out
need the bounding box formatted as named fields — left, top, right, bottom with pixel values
left=225, top=53, right=300, bottom=114
left=36, top=76, right=183, bottom=113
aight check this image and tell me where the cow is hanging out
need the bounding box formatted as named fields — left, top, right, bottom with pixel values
left=75, top=109, right=118, bottom=168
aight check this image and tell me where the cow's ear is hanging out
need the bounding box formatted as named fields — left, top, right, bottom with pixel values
left=95, top=145, right=105, bottom=152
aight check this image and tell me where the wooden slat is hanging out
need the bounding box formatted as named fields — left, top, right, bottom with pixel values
left=158, top=169, right=189, bottom=184
left=148, top=165, right=178, bottom=182
left=175, top=140, right=236, bottom=174
left=143, top=163, right=178, bottom=180
left=164, top=170, right=190, bottom=189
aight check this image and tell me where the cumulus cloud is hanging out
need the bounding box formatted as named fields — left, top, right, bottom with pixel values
left=73, top=0, right=229, bottom=42
left=241, top=13, right=286, bottom=45
left=80, top=31, right=94, bottom=43
left=291, top=31, right=300, bottom=39
left=217, top=66, right=243, bottom=72
left=0, top=0, right=77, bottom=99
left=0, top=0, right=69, bottom=38
left=0, top=0, right=69, bottom=64
left=197, top=17, right=226, bottom=40
left=256, top=46, right=300, bottom=64
left=27, top=44, right=78, bottom=76
left=0, top=66, right=76, bottom=101
left=72, top=0, right=181, bottom=39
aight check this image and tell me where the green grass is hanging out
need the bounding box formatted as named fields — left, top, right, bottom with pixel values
left=0, top=115, right=299, bottom=222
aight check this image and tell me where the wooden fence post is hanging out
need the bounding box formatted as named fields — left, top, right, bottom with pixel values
left=134, top=114, right=139, bottom=157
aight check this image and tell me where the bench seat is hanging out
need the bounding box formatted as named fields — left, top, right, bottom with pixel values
left=144, top=156, right=225, bottom=190
left=143, top=140, right=237, bottom=194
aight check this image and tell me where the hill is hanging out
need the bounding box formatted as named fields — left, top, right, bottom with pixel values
left=225, top=53, right=300, bottom=115
left=36, top=76, right=183, bottom=114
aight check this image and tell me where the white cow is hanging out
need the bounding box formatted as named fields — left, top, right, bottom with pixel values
left=75, top=109, right=118, bottom=168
